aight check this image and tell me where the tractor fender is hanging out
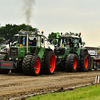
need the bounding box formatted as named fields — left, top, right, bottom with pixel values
left=79, top=48, right=89, bottom=62
left=80, top=48, right=89, bottom=57
left=69, top=51, right=78, bottom=56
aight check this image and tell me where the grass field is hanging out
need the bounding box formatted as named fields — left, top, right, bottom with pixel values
left=27, top=84, right=100, bottom=100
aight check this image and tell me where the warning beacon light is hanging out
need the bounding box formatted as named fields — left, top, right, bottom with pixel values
left=41, top=31, right=44, bottom=35
left=79, top=32, right=81, bottom=37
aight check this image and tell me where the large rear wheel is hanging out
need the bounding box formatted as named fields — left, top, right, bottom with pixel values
left=44, top=51, right=56, bottom=74
left=65, top=54, right=78, bottom=72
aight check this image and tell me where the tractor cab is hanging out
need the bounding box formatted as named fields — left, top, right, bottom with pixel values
left=54, top=33, right=82, bottom=57
left=0, top=30, right=56, bottom=75
left=9, top=30, right=45, bottom=59
left=11, top=30, right=45, bottom=47
left=58, top=34, right=82, bottom=50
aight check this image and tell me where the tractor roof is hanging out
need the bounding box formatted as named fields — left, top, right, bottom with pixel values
left=60, top=34, right=80, bottom=39
left=14, top=30, right=45, bottom=37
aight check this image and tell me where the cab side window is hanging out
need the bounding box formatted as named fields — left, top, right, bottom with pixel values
left=41, top=36, right=45, bottom=47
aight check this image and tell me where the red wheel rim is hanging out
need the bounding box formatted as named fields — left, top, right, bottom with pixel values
left=84, top=56, right=88, bottom=68
left=34, top=58, right=41, bottom=74
left=49, top=54, right=56, bottom=73
left=73, top=58, right=77, bottom=69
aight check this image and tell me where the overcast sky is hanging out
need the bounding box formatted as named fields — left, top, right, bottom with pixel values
left=0, top=0, right=100, bottom=47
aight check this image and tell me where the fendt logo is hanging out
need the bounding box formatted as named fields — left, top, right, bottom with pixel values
left=2, top=63, right=12, bottom=65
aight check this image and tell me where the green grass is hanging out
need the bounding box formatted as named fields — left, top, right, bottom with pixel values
left=27, top=84, right=100, bottom=100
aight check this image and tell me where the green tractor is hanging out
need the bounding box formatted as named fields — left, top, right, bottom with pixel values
left=54, top=33, right=89, bottom=72
left=0, top=30, right=56, bottom=75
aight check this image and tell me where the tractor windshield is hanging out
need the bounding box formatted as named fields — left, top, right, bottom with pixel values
left=73, top=38, right=80, bottom=48
left=58, top=38, right=70, bottom=47
left=28, top=36, right=37, bottom=46
left=18, top=35, right=37, bottom=47
left=58, top=37, right=81, bottom=48
left=11, top=34, right=38, bottom=47
left=18, top=36, right=27, bottom=46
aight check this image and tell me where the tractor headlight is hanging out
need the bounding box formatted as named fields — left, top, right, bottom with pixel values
left=9, top=58, right=11, bottom=60
left=16, top=58, right=18, bottom=60
left=19, top=59, right=21, bottom=61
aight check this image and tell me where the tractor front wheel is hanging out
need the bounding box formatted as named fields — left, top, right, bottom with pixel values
left=31, top=55, right=41, bottom=76
left=80, top=50, right=89, bottom=71
left=22, top=55, right=33, bottom=75
left=65, top=54, right=78, bottom=72
left=44, top=51, right=56, bottom=74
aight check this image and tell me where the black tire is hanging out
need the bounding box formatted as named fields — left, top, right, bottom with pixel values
left=31, top=55, right=41, bottom=76
left=65, top=54, right=78, bottom=72
left=0, top=54, right=9, bottom=74
left=80, top=50, right=89, bottom=71
left=22, top=55, right=33, bottom=75
left=41, top=51, right=48, bottom=73
left=44, top=51, right=56, bottom=74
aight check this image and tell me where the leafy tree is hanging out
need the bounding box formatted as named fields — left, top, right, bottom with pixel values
left=0, top=24, right=37, bottom=42
left=48, top=32, right=57, bottom=42
left=48, top=32, right=59, bottom=45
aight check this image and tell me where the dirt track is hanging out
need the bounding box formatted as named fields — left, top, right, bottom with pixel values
left=0, top=70, right=100, bottom=100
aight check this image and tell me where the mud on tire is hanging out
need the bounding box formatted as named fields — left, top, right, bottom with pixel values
left=65, top=54, right=78, bottom=72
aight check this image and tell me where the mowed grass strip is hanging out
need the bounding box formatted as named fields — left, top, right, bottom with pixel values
left=27, top=84, right=100, bottom=100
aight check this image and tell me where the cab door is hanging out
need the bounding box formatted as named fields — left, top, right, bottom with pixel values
left=37, top=36, right=45, bottom=58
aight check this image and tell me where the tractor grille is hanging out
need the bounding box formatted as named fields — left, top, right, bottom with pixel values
left=10, top=48, right=18, bottom=57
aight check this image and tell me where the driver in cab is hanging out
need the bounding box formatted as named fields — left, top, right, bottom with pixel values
left=68, top=39, right=73, bottom=48
left=29, top=38, right=36, bottom=46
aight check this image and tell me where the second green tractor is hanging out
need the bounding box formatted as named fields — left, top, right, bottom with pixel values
left=54, top=33, right=89, bottom=72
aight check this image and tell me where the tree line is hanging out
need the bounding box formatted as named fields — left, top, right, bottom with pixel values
left=0, top=24, right=85, bottom=46
left=0, top=24, right=37, bottom=42
left=48, top=32, right=85, bottom=46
